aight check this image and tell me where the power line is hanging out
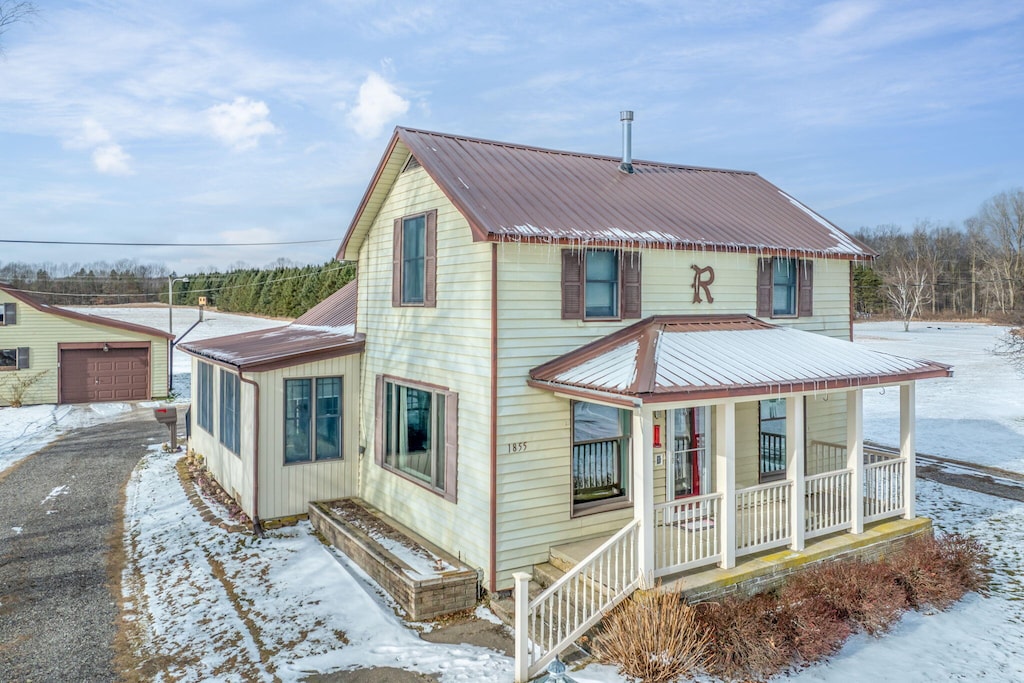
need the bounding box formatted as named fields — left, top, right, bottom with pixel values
left=0, top=237, right=339, bottom=247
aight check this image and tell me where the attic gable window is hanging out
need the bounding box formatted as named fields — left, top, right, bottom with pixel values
left=0, top=302, right=15, bottom=326
left=757, top=257, right=813, bottom=319
left=392, top=210, right=437, bottom=308
left=561, top=249, right=642, bottom=321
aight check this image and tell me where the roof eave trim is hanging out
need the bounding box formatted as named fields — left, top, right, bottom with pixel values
left=526, top=379, right=640, bottom=408
left=337, top=130, right=404, bottom=262
left=180, top=339, right=366, bottom=374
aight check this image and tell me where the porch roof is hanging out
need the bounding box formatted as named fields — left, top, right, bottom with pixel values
left=178, top=324, right=364, bottom=372
left=528, top=315, right=952, bottom=404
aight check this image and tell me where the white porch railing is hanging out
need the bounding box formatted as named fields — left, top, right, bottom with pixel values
left=514, top=520, right=641, bottom=681
left=864, top=457, right=906, bottom=521
left=736, top=480, right=792, bottom=555
left=653, top=492, right=722, bottom=577
left=807, top=440, right=848, bottom=475
left=804, top=469, right=852, bottom=538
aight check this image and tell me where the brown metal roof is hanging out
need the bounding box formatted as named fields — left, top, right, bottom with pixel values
left=178, top=324, right=364, bottom=372
left=529, top=315, right=951, bottom=405
left=294, top=280, right=356, bottom=327
left=339, top=128, right=874, bottom=261
left=0, top=282, right=174, bottom=340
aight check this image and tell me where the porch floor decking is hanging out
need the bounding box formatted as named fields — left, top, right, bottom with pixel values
left=549, top=516, right=932, bottom=602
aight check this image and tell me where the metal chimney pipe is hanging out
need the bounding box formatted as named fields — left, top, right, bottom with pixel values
left=619, top=110, right=634, bottom=174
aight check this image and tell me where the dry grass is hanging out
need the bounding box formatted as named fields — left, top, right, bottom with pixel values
left=594, top=591, right=711, bottom=683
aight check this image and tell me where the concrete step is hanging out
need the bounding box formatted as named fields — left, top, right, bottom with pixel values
left=531, top=562, right=566, bottom=589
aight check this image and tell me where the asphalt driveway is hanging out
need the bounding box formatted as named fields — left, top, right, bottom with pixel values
left=0, top=407, right=166, bottom=682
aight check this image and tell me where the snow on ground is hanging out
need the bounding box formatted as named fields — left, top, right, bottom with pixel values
left=68, top=305, right=286, bottom=401
left=122, top=445, right=512, bottom=682
left=0, top=401, right=134, bottom=472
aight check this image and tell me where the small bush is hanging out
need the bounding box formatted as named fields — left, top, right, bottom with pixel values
left=776, top=587, right=853, bottom=662
left=694, top=593, right=793, bottom=682
left=593, top=591, right=711, bottom=683
left=937, top=532, right=992, bottom=595
left=784, top=560, right=907, bottom=635
left=888, top=534, right=964, bottom=609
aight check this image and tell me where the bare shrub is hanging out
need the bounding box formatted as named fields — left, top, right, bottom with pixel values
left=784, top=560, right=907, bottom=636
left=694, top=593, right=794, bottom=682
left=593, top=591, right=711, bottom=683
left=0, top=369, right=48, bottom=407
left=936, top=532, right=993, bottom=596
left=888, top=534, right=963, bottom=609
left=776, top=586, right=853, bottom=662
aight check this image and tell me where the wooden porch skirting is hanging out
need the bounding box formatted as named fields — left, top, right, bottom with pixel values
left=661, top=517, right=932, bottom=603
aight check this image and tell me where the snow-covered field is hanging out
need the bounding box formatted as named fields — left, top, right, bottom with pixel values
left=2, top=316, right=1023, bottom=681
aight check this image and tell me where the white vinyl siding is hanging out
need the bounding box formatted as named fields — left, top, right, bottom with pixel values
left=357, top=160, right=492, bottom=579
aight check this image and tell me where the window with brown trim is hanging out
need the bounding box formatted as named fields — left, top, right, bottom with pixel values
left=392, top=209, right=437, bottom=307
left=0, top=303, right=16, bottom=326
left=284, top=377, right=343, bottom=464
left=757, top=257, right=813, bottom=318
left=572, top=401, right=631, bottom=512
left=0, top=347, right=28, bottom=370
left=375, top=375, right=458, bottom=502
left=561, top=249, right=641, bottom=321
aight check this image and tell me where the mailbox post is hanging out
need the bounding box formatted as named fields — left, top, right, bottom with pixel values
left=154, top=405, right=179, bottom=451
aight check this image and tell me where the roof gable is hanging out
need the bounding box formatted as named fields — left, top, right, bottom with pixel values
left=0, top=283, right=174, bottom=340
left=339, top=127, right=874, bottom=261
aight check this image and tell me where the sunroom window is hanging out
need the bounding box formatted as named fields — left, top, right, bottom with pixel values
left=572, top=401, right=631, bottom=509
left=284, top=377, right=343, bottom=464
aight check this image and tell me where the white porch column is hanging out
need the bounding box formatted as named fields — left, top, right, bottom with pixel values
left=787, top=395, right=806, bottom=551
left=901, top=382, right=916, bottom=519
left=847, top=388, right=865, bottom=534
left=632, top=406, right=656, bottom=588
left=715, top=401, right=737, bottom=569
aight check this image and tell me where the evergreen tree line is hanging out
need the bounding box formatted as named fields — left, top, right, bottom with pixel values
left=0, top=258, right=355, bottom=319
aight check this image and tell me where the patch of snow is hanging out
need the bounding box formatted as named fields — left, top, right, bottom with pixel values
left=41, top=485, right=69, bottom=504
left=474, top=604, right=505, bottom=626
left=11, top=527, right=22, bottom=535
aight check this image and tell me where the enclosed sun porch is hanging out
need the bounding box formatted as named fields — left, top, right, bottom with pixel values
left=515, top=315, right=952, bottom=681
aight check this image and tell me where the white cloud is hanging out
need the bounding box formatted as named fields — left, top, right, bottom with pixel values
left=206, top=97, right=278, bottom=151
left=92, top=144, right=134, bottom=175
left=347, top=72, right=409, bottom=139
left=811, top=1, right=879, bottom=37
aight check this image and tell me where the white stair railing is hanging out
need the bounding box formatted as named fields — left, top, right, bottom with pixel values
left=735, top=480, right=792, bottom=555
left=653, top=492, right=722, bottom=576
left=513, top=520, right=641, bottom=682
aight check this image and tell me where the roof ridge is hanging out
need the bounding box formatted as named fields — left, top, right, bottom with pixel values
left=397, top=127, right=758, bottom=176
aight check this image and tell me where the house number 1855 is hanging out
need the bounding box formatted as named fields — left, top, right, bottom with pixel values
left=506, top=442, right=528, bottom=453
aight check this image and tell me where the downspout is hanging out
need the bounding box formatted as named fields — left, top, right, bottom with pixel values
left=489, top=242, right=498, bottom=593
left=238, top=369, right=264, bottom=538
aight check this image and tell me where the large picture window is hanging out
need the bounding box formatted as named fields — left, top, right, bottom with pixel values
left=572, top=401, right=631, bottom=510
left=377, top=377, right=458, bottom=501
left=759, top=398, right=787, bottom=482
left=219, top=369, right=240, bottom=455
left=196, top=361, right=214, bottom=433
left=284, top=377, right=343, bottom=463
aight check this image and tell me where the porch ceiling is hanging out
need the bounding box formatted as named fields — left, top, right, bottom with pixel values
left=528, top=315, right=952, bottom=403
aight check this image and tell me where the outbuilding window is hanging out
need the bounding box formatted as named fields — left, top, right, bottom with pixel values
left=0, top=303, right=16, bottom=326
left=392, top=210, right=437, bottom=307
left=375, top=376, right=458, bottom=501
left=757, top=258, right=813, bottom=318
left=0, top=347, right=28, bottom=370
left=284, top=377, right=343, bottom=463
left=219, top=369, right=241, bottom=455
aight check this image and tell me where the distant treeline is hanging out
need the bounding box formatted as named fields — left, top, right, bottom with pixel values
left=0, top=258, right=355, bottom=319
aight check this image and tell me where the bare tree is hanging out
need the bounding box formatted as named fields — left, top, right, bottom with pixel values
left=0, top=0, right=36, bottom=53
left=978, top=189, right=1024, bottom=312
left=885, top=263, right=932, bottom=331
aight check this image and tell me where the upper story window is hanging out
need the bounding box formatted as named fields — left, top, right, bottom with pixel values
left=561, top=249, right=641, bottom=321
left=392, top=209, right=437, bottom=308
left=0, top=302, right=16, bottom=326
left=757, top=257, right=813, bottom=319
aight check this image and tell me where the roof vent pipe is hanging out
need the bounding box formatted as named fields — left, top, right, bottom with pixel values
left=619, top=110, right=634, bottom=175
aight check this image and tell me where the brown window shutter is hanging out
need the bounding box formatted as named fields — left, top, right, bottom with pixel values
left=17, top=347, right=29, bottom=370
left=4, top=303, right=15, bottom=325
left=798, top=260, right=814, bottom=317
left=443, top=390, right=458, bottom=503
left=561, top=250, right=584, bottom=319
left=423, top=209, right=437, bottom=308
left=756, top=258, right=772, bottom=317
left=374, top=375, right=385, bottom=466
left=621, top=251, right=642, bottom=319
left=391, top=218, right=402, bottom=307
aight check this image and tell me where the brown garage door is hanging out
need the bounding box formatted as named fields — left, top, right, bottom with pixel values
left=60, top=347, right=151, bottom=403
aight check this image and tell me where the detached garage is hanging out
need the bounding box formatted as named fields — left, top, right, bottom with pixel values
left=0, top=283, right=173, bottom=407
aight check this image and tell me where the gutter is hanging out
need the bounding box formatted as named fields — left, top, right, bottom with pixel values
left=238, top=370, right=264, bottom=538
left=489, top=243, right=498, bottom=593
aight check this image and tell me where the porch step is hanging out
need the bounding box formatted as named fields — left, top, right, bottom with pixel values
left=532, top=561, right=566, bottom=589
left=489, top=579, right=544, bottom=626
left=548, top=535, right=607, bottom=573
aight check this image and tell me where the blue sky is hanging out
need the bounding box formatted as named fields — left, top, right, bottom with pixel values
left=1, top=0, right=1022, bottom=273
